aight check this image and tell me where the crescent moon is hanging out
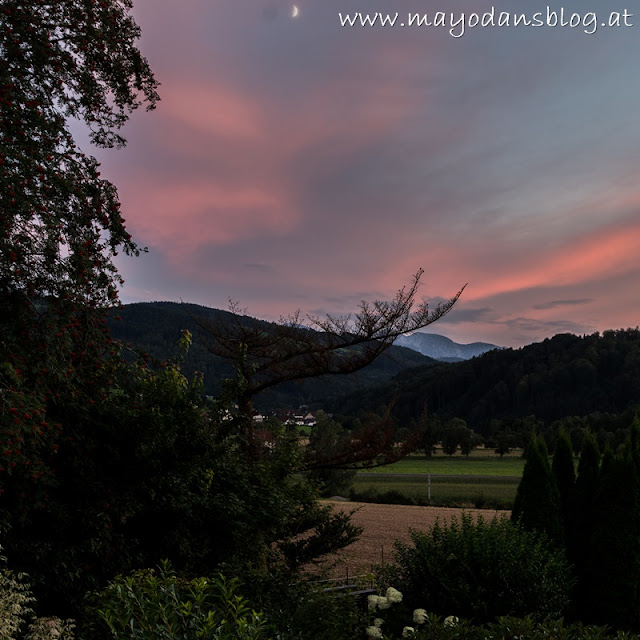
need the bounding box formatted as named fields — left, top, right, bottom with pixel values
left=291, top=5, right=299, bottom=18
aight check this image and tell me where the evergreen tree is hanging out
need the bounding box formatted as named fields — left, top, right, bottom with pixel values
left=552, top=429, right=575, bottom=541
left=512, top=432, right=563, bottom=543
left=568, top=431, right=601, bottom=616
left=584, top=448, right=640, bottom=630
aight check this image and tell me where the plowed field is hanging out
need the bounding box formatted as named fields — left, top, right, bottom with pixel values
left=321, top=500, right=510, bottom=576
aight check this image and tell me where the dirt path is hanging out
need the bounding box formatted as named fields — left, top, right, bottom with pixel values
left=320, top=500, right=510, bottom=577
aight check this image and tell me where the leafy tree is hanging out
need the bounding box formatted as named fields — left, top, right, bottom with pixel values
left=495, top=427, right=516, bottom=458
left=441, top=418, right=467, bottom=456
left=440, top=431, right=458, bottom=456
left=2, top=336, right=361, bottom=616
left=460, top=426, right=481, bottom=457
left=1, top=0, right=159, bottom=605
left=413, top=409, right=441, bottom=458
left=1, top=336, right=214, bottom=614
left=511, top=433, right=562, bottom=543
left=0, top=0, right=158, bottom=307
left=193, top=274, right=463, bottom=469
left=0, top=1, right=363, bottom=624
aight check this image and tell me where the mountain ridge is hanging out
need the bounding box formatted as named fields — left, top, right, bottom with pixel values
left=108, top=301, right=438, bottom=411
left=396, top=331, right=500, bottom=360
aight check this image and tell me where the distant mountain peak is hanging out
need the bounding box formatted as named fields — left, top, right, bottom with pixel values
left=395, top=332, right=500, bottom=361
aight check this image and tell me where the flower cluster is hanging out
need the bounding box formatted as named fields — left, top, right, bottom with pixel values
left=413, top=609, right=428, bottom=625
left=368, top=586, right=404, bottom=612
left=366, top=586, right=460, bottom=639
left=365, top=617, right=385, bottom=639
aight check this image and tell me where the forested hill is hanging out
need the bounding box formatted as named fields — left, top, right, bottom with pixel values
left=107, top=301, right=436, bottom=411
left=334, top=328, right=640, bottom=433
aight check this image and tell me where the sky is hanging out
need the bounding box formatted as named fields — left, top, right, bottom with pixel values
left=93, top=0, right=640, bottom=348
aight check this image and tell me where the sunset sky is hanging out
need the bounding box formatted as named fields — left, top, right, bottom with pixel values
left=94, top=0, right=640, bottom=348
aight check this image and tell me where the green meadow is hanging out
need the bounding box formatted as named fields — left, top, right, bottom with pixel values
left=351, top=449, right=524, bottom=509
left=359, top=450, right=525, bottom=477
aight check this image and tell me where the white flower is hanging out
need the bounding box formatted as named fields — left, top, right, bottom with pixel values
left=368, top=594, right=380, bottom=611
left=385, top=586, right=403, bottom=603
left=377, top=596, right=391, bottom=610
left=374, top=618, right=384, bottom=628
left=413, top=608, right=428, bottom=624
left=444, top=615, right=459, bottom=627
left=366, top=625, right=384, bottom=639
left=403, top=627, right=416, bottom=637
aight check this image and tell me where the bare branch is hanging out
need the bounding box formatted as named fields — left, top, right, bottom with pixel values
left=191, top=269, right=465, bottom=421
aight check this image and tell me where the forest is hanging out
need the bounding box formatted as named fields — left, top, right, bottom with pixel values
left=337, top=328, right=640, bottom=443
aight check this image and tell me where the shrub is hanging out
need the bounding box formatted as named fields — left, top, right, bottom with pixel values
left=376, top=513, right=573, bottom=624
left=358, top=607, right=640, bottom=640
left=0, top=555, right=34, bottom=640
left=238, top=568, right=364, bottom=640
left=0, top=549, right=75, bottom=640
left=83, top=561, right=271, bottom=640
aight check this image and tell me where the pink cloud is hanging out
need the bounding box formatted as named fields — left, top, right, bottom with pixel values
left=123, top=180, right=293, bottom=254
left=466, top=222, right=640, bottom=301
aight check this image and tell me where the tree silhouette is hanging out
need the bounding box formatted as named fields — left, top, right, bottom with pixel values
left=552, top=429, right=575, bottom=542
left=0, top=0, right=159, bottom=310
left=195, top=270, right=464, bottom=422
left=194, top=270, right=464, bottom=465
left=512, top=432, right=562, bottom=543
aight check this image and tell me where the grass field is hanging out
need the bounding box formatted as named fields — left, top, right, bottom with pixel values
left=351, top=474, right=519, bottom=509
left=359, top=450, right=525, bottom=477
left=351, top=449, right=524, bottom=509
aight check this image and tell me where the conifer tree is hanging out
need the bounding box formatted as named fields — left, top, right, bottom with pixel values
left=512, top=432, right=562, bottom=543
left=569, top=431, right=600, bottom=562
left=585, top=447, right=640, bottom=630
left=568, top=431, right=601, bottom=617
left=552, top=429, right=575, bottom=542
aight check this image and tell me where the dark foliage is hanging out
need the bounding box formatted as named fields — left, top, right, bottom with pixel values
left=511, top=433, right=562, bottom=543
left=377, top=513, right=572, bottom=624
left=108, top=301, right=436, bottom=410
left=336, top=329, right=640, bottom=435
left=551, top=429, right=575, bottom=541
left=584, top=450, right=640, bottom=629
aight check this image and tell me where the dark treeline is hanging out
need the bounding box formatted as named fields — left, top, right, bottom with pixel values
left=513, top=421, right=640, bottom=630
left=335, top=329, right=640, bottom=440
left=108, top=301, right=435, bottom=411
left=112, top=307, right=640, bottom=448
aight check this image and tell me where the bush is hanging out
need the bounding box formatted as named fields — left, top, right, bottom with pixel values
left=236, top=567, right=365, bottom=640
left=0, top=548, right=75, bottom=640
left=83, top=561, right=271, bottom=640
left=387, top=615, right=640, bottom=640
left=376, top=513, right=573, bottom=624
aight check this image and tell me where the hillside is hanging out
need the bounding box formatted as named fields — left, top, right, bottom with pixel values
left=335, top=329, right=640, bottom=433
left=108, top=301, right=437, bottom=411
left=395, top=332, right=499, bottom=360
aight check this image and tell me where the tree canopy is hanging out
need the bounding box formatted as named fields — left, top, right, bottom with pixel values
left=0, top=0, right=159, bottom=309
